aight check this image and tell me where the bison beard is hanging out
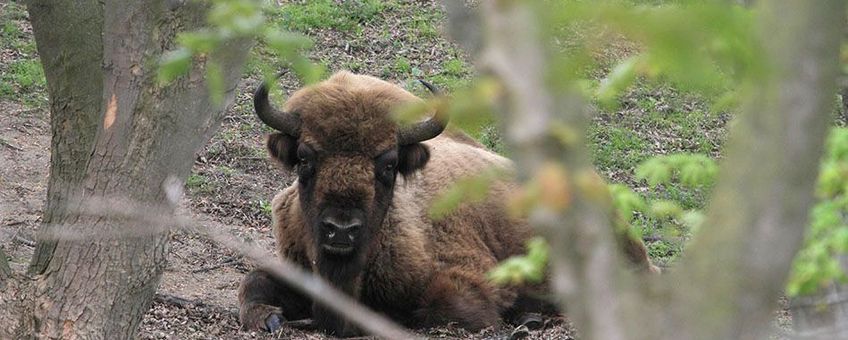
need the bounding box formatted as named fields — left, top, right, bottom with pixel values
left=238, top=71, right=658, bottom=336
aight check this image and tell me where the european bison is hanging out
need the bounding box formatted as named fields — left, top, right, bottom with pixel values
left=238, top=71, right=657, bottom=336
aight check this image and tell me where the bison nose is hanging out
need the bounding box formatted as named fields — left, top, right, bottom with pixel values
left=321, top=218, right=362, bottom=242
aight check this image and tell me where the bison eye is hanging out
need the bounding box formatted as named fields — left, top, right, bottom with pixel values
left=375, top=149, right=399, bottom=184
left=296, top=144, right=316, bottom=179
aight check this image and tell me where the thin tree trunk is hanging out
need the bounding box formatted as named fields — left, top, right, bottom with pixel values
left=3, top=0, right=253, bottom=338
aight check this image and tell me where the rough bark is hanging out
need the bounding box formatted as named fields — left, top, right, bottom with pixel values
left=667, top=1, right=845, bottom=339
left=26, top=0, right=104, bottom=275
left=4, top=0, right=253, bottom=338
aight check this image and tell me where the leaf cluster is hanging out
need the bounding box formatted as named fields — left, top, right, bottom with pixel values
left=158, top=0, right=323, bottom=104
left=787, top=128, right=848, bottom=296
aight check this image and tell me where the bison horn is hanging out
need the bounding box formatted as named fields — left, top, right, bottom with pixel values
left=398, top=80, right=449, bottom=145
left=254, top=76, right=301, bottom=137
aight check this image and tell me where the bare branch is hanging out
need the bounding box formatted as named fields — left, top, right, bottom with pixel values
left=191, top=256, right=240, bottom=274
left=33, top=190, right=416, bottom=339
left=193, top=218, right=417, bottom=339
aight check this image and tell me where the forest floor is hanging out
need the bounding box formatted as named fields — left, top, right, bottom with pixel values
left=0, top=0, right=793, bottom=339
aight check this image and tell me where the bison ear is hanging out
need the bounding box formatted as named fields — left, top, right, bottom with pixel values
left=267, top=133, right=298, bottom=169
left=398, top=143, right=430, bottom=176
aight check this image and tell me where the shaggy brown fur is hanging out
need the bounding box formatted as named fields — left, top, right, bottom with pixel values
left=238, top=71, right=657, bottom=336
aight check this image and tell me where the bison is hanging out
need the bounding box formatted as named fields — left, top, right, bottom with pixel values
left=238, top=71, right=657, bottom=336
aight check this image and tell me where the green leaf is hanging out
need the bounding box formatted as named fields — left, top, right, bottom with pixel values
left=650, top=200, right=683, bottom=219
left=429, top=169, right=499, bottom=220
left=177, top=31, right=220, bottom=53
left=596, top=55, right=640, bottom=110
left=157, top=48, right=192, bottom=84
left=206, top=62, right=224, bottom=107
left=636, top=157, right=671, bottom=187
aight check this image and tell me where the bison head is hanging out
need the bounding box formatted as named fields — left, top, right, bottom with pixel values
left=255, top=71, right=446, bottom=265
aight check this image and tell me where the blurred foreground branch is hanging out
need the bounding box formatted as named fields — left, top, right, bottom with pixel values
left=48, top=190, right=416, bottom=339
left=470, top=2, right=630, bottom=340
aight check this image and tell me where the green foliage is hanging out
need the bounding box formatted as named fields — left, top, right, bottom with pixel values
left=787, top=128, right=848, bottom=296
left=442, top=59, right=469, bottom=77
left=635, top=154, right=717, bottom=188
left=545, top=1, right=760, bottom=111
left=479, top=125, right=505, bottom=154
left=258, top=199, right=273, bottom=216
left=392, top=56, right=412, bottom=75
left=158, top=0, right=325, bottom=102
left=1, top=3, right=46, bottom=106
left=489, top=237, right=549, bottom=286
left=1, top=59, right=47, bottom=106
left=186, top=174, right=214, bottom=194
left=272, top=0, right=386, bottom=33
left=609, top=183, right=647, bottom=222
left=429, top=168, right=502, bottom=220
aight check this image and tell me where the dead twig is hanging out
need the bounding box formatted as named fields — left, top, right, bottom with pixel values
left=12, top=235, right=35, bottom=247
left=191, top=256, right=240, bottom=273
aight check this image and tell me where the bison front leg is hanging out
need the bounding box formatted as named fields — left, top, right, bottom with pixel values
left=416, top=267, right=515, bottom=331
left=238, top=269, right=312, bottom=332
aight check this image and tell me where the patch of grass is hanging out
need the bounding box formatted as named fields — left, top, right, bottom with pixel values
left=186, top=174, right=214, bottom=194
left=442, top=59, right=468, bottom=77
left=1, top=3, right=47, bottom=107
left=216, top=165, right=237, bottom=177
left=392, top=56, right=412, bottom=75
left=273, top=0, right=388, bottom=33
left=1, top=59, right=47, bottom=107
left=258, top=199, right=273, bottom=216
left=478, top=125, right=505, bottom=154
left=342, top=60, right=366, bottom=73
left=588, top=126, right=651, bottom=172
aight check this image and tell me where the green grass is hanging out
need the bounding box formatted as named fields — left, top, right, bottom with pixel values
left=392, top=56, right=412, bottom=75
left=1, top=3, right=46, bottom=107
left=186, top=174, right=215, bottom=194
left=272, top=0, right=389, bottom=33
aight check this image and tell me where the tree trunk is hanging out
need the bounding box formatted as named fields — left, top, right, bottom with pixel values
left=668, top=1, right=845, bottom=339
left=1, top=0, right=253, bottom=338
left=449, top=0, right=845, bottom=339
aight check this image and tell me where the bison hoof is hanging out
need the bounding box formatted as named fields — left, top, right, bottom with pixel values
left=265, top=313, right=284, bottom=333
left=517, top=312, right=544, bottom=330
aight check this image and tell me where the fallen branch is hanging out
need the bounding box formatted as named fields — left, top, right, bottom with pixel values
left=191, top=256, right=239, bottom=273
left=12, top=235, right=35, bottom=248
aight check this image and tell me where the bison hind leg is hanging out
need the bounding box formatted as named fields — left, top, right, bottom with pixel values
left=415, top=267, right=511, bottom=331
